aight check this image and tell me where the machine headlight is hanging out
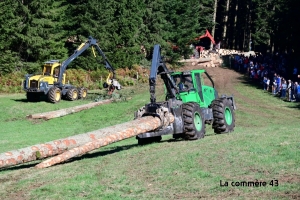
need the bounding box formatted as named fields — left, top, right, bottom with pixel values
left=39, top=82, right=48, bottom=89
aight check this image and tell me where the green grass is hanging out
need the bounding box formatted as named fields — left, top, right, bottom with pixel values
left=0, top=72, right=299, bottom=199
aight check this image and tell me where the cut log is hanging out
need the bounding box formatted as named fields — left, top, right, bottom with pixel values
left=0, top=114, right=174, bottom=169
left=27, top=98, right=131, bottom=120
left=27, top=99, right=113, bottom=120
left=36, top=113, right=174, bottom=168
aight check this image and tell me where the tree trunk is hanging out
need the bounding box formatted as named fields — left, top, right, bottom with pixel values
left=36, top=112, right=174, bottom=168
left=233, top=0, right=239, bottom=49
left=222, top=0, right=230, bottom=42
left=27, top=99, right=115, bottom=120
left=248, top=0, right=252, bottom=51
left=211, top=0, right=218, bottom=49
left=243, top=0, right=252, bottom=51
left=27, top=98, right=131, bottom=120
left=0, top=114, right=174, bottom=169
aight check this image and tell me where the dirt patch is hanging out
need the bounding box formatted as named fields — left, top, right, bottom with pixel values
left=178, top=64, right=299, bottom=118
left=278, top=174, right=300, bottom=184
left=177, top=63, right=240, bottom=95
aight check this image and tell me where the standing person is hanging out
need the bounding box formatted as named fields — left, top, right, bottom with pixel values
left=243, top=56, right=249, bottom=73
left=272, top=78, right=277, bottom=95
left=266, top=78, right=270, bottom=92
left=287, top=80, right=292, bottom=101
left=292, top=82, right=298, bottom=101
left=297, top=83, right=300, bottom=102
left=263, top=76, right=268, bottom=91
left=281, top=80, right=287, bottom=98
left=276, top=74, right=281, bottom=95
left=238, top=56, right=243, bottom=72
left=293, top=67, right=298, bottom=81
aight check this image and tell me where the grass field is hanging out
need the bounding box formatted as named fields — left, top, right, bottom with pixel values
left=0, top=67, right=299, bottom=199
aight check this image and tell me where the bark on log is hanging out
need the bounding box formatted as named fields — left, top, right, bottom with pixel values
left=27, top=99, right=114, bottom=120
left=36, top=113, right=174, bottom=169
left=0, top=114, right=174, bottom=169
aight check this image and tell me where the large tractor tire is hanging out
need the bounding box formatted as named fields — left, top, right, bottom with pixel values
left=26, top=92, right=39, bottom=102
left=182, top=102, right=205, bottom=140
left=78, top=87, right=88, bottom=99
left=66, top=88, right=78, bottom=101
left=48, top=87, right=62, bottom=103
left=212, top=98, right=235, bottom=133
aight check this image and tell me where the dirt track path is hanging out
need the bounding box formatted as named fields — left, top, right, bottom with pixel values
left=181, top=64, right=299, bottom=119
left=181, top=64, right=242, bottom=99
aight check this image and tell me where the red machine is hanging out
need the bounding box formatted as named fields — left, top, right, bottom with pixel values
left=168, top=30, right=216, bottom=55
left=195, top=29, right=216, bottom=52
left=195, top=29, right=216, bottom=44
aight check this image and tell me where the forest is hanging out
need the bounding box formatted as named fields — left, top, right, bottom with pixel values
left=0, top=0, right=299, bottom=75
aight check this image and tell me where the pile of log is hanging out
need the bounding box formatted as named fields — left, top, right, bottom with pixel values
left=197, top=48, right=242, bottom=58
left=0, top=114, right=174, bottom=169
left=217, top=49, right=242, bottom=56
left=180, top=48, right=255, bottom=68
left=180, top=54, right=222, bottom=68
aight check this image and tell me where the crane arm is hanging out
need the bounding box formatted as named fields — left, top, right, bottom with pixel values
left=195, top=29, right=216, bottom=45
left=57, top=36, right=116, bottom=86
left=149, top=45, right=177, bottom=104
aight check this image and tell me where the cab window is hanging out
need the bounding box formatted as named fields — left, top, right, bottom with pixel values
left=44, top=66, right=52, bottom=75
left=54, top=67, right=60, bottom=77
left=202, top=72, right=214, bottom=88
left=172, top=74, right=193, bottom=92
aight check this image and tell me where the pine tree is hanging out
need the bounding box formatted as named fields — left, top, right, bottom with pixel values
left=163, top=0, right=213, bottom=59
left=0, top=1, right=27, bottom=74
left=140, top=0, right=166, bottom=48
left=0, top=0, right=68, bottom=74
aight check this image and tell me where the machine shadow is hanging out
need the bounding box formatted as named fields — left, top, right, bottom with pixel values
left=63, top=134, right=218, bottom=164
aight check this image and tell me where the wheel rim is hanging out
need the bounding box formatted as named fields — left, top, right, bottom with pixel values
left=194, top=112, right=202, bottom=131
left=82, top=90, right=87, bottom=98
left=73, top=90, right=78, bottom=99
left=225, top=107, right=232, bottom=125
left=55, top=90, right=61, bottom=101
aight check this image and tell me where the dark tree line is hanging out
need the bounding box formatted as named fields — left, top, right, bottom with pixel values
left=0, top=0, right=299, bottom=75
left=214, top=0, right=299, bottom=55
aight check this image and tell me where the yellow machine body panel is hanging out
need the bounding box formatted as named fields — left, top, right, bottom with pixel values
left=27, top=62, right=66, bottom=89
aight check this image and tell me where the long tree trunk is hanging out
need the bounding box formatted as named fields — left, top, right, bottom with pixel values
left=270, top=5, right=276, bottom=53
left=248, top=0, right=252, bottom=51
left=36, top=112, right=173, bottom=168
left=243, top=0, right=252, bottom=51
left=211, top=0, right=218, bottom=49
left=222, top=0, right=230, bottom=43
left=0, top=115, right=174, bottom=169
left=27, top=98, right=131, bottom=120
left=233, top=0, right=239, bottom=49
left=27, top=99, right=115, bottom=120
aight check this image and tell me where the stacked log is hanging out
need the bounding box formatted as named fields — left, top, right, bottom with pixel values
left=180, top=48, right=252, bottom=68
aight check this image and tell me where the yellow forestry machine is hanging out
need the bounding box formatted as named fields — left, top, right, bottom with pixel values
left=23, top=36, right=121, bottom=103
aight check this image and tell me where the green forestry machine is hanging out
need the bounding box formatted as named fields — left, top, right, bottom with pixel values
left=23, top=36, right=121, bottom=103
left=135, top=44, right=236, bottom=144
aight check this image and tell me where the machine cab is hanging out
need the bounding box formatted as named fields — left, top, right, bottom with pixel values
left=43, top=60, right=66, bottom=84
left=170, top=70, right=217, bottom=108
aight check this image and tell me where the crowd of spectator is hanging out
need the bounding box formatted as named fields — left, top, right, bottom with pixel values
left=231, top=52, right=300, bottom=102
